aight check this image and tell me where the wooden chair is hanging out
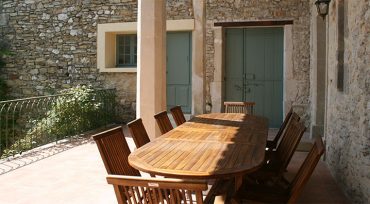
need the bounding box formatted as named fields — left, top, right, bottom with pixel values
left=238, top=137, right=325, bottom=204
left=93, top=126, right=143, bottom=203
left=170, top=105, right=186, bottom=126
left=154, top=111, right=173, bottom=135
left=92, top=126, right=140, bottom=176
left=127, top=118, right=150, bottom=148
left=266, top=108, right=299, bottom=150
left=106, top=175, right=208, bottom=204
left=249, top=115, right=306, bottom=182
left=223, top=101, right=255, bottom=115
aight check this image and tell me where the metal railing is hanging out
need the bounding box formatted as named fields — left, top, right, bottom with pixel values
left=0, top=89, right=117, bottom=159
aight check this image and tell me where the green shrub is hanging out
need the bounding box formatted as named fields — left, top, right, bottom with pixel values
left=1, top=85, right=116, bottom=158
left=28, top=85, right=113, bottom=141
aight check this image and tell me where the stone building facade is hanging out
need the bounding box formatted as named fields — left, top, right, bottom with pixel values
left=0, top=0, right=193, bottom=121
left=323, top=0, right=370, bottom=202
left=205, top=0, right=311, bottom=123
left=0, top=0, right=312, bottom=123
left=0, top=0, right=369, bottom=202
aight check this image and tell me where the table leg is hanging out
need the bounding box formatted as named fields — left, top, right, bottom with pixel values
left=228, top=175, right=243, bottom=203
left=205, top=176, right=243, bottom=204
left=235, top=175, right=243, bottom=191
left=204, top=179, right=233, bottom=204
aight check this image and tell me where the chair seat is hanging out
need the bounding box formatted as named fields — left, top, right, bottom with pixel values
left=236, top=180, right=290, bottom=203
left=247, top=151, right=283, bottom=182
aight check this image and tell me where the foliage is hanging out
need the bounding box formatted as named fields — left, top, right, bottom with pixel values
left=30, top=86, right=102, bottom=138
left=0, top=79, right=7, bottom=101
left=0, top=40, right=12, bottom=101
left=0, top=41, right=13, bottom=157
left=1, top=86, right=116, bottom=158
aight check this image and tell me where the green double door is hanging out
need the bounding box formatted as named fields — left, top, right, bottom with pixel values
left=225, top=27, right=284, bottom=128
left=166, top=32, right=192, bottom=113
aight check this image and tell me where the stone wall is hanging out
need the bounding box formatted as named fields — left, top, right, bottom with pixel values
left=0, top=0, right=193, bottom=122
left=166, top=0, right=193, bottom=20
left=325, top=0, right=370, bottom=203
left=205, top=0, right=311, bottom=123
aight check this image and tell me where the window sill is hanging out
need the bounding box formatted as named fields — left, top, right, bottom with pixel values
left=99, top=68, right=137, bottom=73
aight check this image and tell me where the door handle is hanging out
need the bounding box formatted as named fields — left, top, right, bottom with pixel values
left=245, top=74, right=255, bottom=80
left=234, top=85, right=242, bottom=91
left=246, top=83, right=263, bottom=87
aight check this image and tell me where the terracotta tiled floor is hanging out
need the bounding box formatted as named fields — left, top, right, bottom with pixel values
left=0, top=128, right=349, bottom=204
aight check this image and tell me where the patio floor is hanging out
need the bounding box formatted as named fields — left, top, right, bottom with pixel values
left=0, top=127, right=349, bottom=204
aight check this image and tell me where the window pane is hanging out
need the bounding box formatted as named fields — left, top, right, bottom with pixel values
left=124, top=55, right=130, bottom=64
left=124, top=36, right=130, bottom=46
left=116, top=34, right=137, bottom=67
left=125, top=46, right=130, bottom=54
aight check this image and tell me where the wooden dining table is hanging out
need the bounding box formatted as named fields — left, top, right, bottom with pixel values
left=128, top=113, right=268, bottom=198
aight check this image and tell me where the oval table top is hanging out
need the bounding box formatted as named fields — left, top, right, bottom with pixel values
left=128, top=113, right=268, bottom=179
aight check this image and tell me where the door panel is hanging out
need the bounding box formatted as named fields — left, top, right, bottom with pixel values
left=225, top=27, right=284, bottom=128
left=245, top=29, right=265, bottom=81
left=175, top=86, right=190, bottom=106
left=167, top=86, right=176, bottom=107
left=225, top=29, right=244, bottom=102
left=166, top=32, right=192, bottom=113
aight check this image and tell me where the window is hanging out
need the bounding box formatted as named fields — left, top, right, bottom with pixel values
left=97, top=20, right=194, bottom=72
left=116, top=34, right=137, bottom=67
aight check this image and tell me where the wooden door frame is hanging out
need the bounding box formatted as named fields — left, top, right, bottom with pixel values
left=211, top=20, right=294, bottom=118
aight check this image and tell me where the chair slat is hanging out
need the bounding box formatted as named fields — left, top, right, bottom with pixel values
left=196, top=191, right=204, bottom=204
left=107, top=175, right=208, bottom=204
left=224, top=101, right=255, bottom=115
left=180, top=189, right=187, bottom=203
left=152, top=188, right=159, bottom=204
left=123, top=186, right=133, bottom=204
left=187, top=190, right=193, bottom=203
left=154, top=111, right=174, bottom=135
left=127, top=118, right=151, bottom=148
left=276, top=118, right=306, bottom=174
left=267, top=108, right=298, bottom=150
left=170, top=105, right=187, bottom=126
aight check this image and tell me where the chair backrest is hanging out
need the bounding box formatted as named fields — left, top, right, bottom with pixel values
left=92, top=126, right=140, bottom=176
left=127, top=118, right=151, bottom=148
left=224, top=101, right=255, bottom=115
left=276, top=115, right=306, bottom=174
left=154, top=111, right=174, bottom=135
left=288, top=137, right=325, bottom=204
left=272, top=108, right=299, bottom=145
left=107, top=175, right=208, bottom=204
left=170, top=105, right=186, bottom=126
